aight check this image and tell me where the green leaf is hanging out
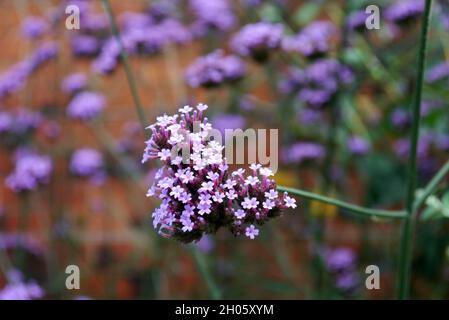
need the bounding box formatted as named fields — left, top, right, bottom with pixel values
left=259, top=4, right=283, bottom=23
left=293, top=2, right=322, bottom=26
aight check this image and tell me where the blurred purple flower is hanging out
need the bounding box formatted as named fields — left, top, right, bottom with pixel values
left=66, top=91, right=106, bottom=121
left=0, top=42, right=57, bottom=100
left=348, top=136, right=371, bottom=155
left=346, top=10, right=370, bottom=31
left=0, top=270, right=44, bottom=300
left=5, top=152, right=52, bottom=192
left=230, top=22, right=284, bottom=62
left=391, top=109, right=411, bottom=129
left=0, top=108, right=42, bottom=135
left=385, top=0, right=424, bottom=23
left=425, top=61, right=449, bottom=83
left=21, top=16, right=48, bottom=39
left=185, top=50, right=246, bottom=88
left=211, top=113, right=246, bottom=136
left=284, top=59, right=353, bottom=108
left=323, top=247, right=359, bottom=292
left=61, top=72, right=87, bottom=94
left=282, top=142, right=325, bottom=164
left=0, top=233, right=43, bottom=256
left=70, top=148, right=105, bottom=179
left=283, top=21, right=337, bottom=57
left=190, top=0, right=236, bottom=35
left=70, top=35, right=101, bottom=57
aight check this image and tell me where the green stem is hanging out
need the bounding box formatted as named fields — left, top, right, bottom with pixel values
left=396, top=0, right=433, bottom=299
left=277, top=186, right=406, bottom=219
left=191, top=246, right=222, bottom=300
left=101, top=0, right=147, bottom=130
left=413, top=159, right=449, bottom=213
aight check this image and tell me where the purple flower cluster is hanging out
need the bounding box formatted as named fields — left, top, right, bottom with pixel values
left=5, top=151, right=52, bottom=192
left=92, top=17, right=191, bottom=74
left=0, top=233, right=43, bottom=256
left=323, top=247, right=359, bottom=292
left=21, top=16, right=48, bottom=39
left=61, top=72, right=87, bottom=95
left=230, top=22, right=284, bottom=62
left=283, top=21, right=337, bottom=57
left=0, top=108, right=42, bottom=135
left=70, top=148, right=105, bottom=180
left=142, top=103, right=296, bottom=243
left=394, top=133, right=449, bottom=178
left=0, top=270, right=44, bottom=300
left=190, top=0, right=236, bottom=35
left=282, top=142, right=325, bottom=165
left=66, top=91, right=106, bottom=121
left=385, top=0, right=424, bottom=23
left=0, top=42, right=58, bottom=100
left=211, top=113, right=246, bottom=136
left=281, top=59, right=353, bottom=108
left=185, top=50, right=246, bottom=88
left=347, top=136, right=371, bottom=155
left=70, top=35, right=101, bottom=57
left=346, top=10, right=370, bottom=31
left=425, top=61, right=449, bottom=83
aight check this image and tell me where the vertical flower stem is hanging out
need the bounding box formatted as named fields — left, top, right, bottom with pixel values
left=101, top=0, right=147, bottom=130
left=191, top=246, right=222, bottom=300
left=396, top=0, right=433, bottom=299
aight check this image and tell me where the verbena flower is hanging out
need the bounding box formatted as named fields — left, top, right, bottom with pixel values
left=61, top=72, right=87, bottom=95
left=0, top=108, right=42, bottom=135
left=211, top=113, right=246, bottom=136
left=385, top=0, right=424, bottom=23
left=66, top=91, right=106, bottom=121
left=347, top=136, right=371, bottom=155
left=70, top=148, right=105, bottom=180
left=5, top=151, right=52, bottom=192
left=21, top=16, right=48, bottom=39
left=281, top=59, right=353, bottom=108
left=185, top=50, right=246, bottom=88
left=70, top=35, right=101, bottom=57
left=283, top=21, right=337, bottom=58
left=0, top=42, right=57, bottom=100
left=346, top=10, right=370, bottom=31
left=0, top=270, right=44, bottom=300
left=323, top=247, right=359, bottom=292
left=189, top=0, right=235, bottom=35
left=282, top=142, right=325, bottom=165
left=230, top=22, right=284, bottom=62
left=425, top=61, right=449, bottom=83
left=142, top=103, right=296, bottom=243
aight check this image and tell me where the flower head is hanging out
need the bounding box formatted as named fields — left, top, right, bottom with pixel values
left=66, top=91, right=106, bottom=121
left=283, top=21, right=337, bottom=57
left=5, top=151, right=52, bottom=192
left=185, top=50, right=246, bottom=88
left=143, top=103, right=296, bottom=243
left=231, top=22, right=284, bottom=62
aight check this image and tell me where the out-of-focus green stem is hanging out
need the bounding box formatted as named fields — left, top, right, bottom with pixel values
left=396, top=0, right=433, bottom=300
left=191, top=246, right=222, bottom=300
left=278, top=186, right=406, bottom=219
left=102, top=0, right=147, bottom=130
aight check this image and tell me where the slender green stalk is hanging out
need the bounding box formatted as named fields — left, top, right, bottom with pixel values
left=277, top=186, right=406, bottom=219
left=413, top=159, right=449, bottom=213
left=191, top=246, right=222, bottom=300
left=396, top=0, right=433, bottom=299
left=101, top=0, right=147, bottom=130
